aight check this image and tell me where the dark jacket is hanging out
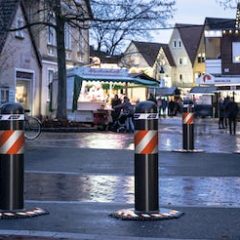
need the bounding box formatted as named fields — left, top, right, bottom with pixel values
left=226, top=101, right=239, bottom=118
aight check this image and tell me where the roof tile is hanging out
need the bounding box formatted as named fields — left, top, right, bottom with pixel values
left=0, top=0, right=20, bottom=54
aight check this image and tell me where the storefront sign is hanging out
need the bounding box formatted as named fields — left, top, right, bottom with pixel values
left=68, top=67, right=129, bottom=80
left=196, top=73, right=240, bottom=85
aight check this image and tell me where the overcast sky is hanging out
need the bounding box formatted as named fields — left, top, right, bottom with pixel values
left=153, top=0, right=237, bottom=43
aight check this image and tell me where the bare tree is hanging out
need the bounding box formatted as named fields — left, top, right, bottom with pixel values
left=216, top=0, right=239, bottom=9
left=5, top=0, right=175, bottom=120
left=6, top=0, right=92, bottom=120
left=90, top=0, right=176, bottom=55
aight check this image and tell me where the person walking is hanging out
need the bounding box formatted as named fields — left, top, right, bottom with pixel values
left=225, top=97, right=239, bottom=135
left=162, top=98, right=168, bottom=117
left=223, top=96, right=230, bottom=128
left=157, top=97, right=162, bottom=117
left=218, top=98, right=225, bottom=129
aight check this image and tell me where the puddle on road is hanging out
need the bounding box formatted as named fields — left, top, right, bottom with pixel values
left=26, top=173, right=240, bottom=207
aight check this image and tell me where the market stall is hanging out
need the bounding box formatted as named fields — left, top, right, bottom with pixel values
left=189, top=86, right=217, bottom=117
left=51, top=66, right=158, bottom=126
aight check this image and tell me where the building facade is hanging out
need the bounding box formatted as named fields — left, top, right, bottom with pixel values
left=168, top=24, right=203, bottom=95
left=197, top=15, right=240, bottom=103
left=0, top=0, right=41, bottom=115
left=23, top=0, right=91, bottom=116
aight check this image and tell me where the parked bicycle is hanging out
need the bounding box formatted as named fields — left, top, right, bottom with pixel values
left=24, top=110, right=42, bottom=140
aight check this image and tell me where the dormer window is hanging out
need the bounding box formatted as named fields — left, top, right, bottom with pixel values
left=15, top=17, right=24, bottom=39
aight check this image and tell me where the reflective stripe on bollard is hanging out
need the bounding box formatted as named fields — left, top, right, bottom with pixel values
left=110, top=101, right=184, bottom=221
left=0, top=103, right=48, bottom=219
left=182, top=105, right=194, bottom=151
left=0, top=104, right=25, bottom=211
left=134, top=102, right=159, bottom=213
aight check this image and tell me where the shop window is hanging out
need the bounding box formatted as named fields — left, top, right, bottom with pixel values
left=232, top=42, right=240, bottom=63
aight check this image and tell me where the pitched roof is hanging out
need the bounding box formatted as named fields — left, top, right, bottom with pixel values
left=175, top=24, right=203, bottom=65
left=132, top=41, right=175, bottom=67
left=0, top=0, right=20, bottom=54
left=132, top=41, right=161, bottom=67
left=161, top=44, right=175, bottom=67
left=90, top=46, right=122, bottom=64
left=205, top=17, right=235, bottom=30
left=0, top=0, right=41, bottom=66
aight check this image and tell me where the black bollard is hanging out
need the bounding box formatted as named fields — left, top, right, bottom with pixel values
left=110, top=101, right=183, bottom=221
left=182, top=104, right=194, bottom=151
left=0, top=102, right=48, bottom=219
left=0, top=103, right=25, bottom=210
left=134, top=101, right=159, bottom=213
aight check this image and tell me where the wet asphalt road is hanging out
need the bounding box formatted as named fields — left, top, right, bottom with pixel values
left=1, top=117, right=240, bottom=240
left=29, top=117, right=240, bottom=153
left=22, top=117, right=240, bottom=208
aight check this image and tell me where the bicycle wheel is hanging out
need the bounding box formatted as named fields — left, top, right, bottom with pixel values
left=24, top=116, right=42, bottom=140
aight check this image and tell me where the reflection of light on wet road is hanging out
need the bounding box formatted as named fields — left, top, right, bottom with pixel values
left=29, top=118, right=240, bottom=153
left=27, top=173, right=240, bottom=207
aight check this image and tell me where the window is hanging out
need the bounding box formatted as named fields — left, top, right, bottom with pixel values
left=47, top=69, right=54, bottom=100
left=173, top=39, right=181, bottom=48
left=179, top=57, right=187, bottom=65
left=197, top=53, right=205, bottom=63
left=173, top=40, right=177, bottom=48
left=232, top=42, right=240, bottom=63
left=15, top=17, right=24, bottom=38
left=64, top=24, right=72, bottom=50
left=0, top=88, right=9, bottom=104
left=179, top=74, right=183, bottom=81
left=48, top=26, right=56, bottom=45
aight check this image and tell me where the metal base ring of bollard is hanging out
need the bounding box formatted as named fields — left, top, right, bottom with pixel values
left=0, top=207, right=49, bottom=220
left=172, top=149, right=204, bottom=153
left=110, top=208, right=183, bottom=221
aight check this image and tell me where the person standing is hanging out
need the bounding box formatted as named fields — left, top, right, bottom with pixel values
left=111, top=94, right=122, bottom=123
left=148, top=93, right=157, bottom=104
left=225, top=97, right=239, bottom=135
left=114, top=96, right=135, bottom=133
